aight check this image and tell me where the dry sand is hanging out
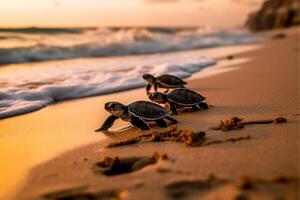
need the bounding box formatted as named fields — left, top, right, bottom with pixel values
left=6, top=28, right=300, bottom=200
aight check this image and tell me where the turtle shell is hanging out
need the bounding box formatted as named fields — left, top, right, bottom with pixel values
left=167, top=88, right=205, bottom=106
left=157, top=74, right=187, bottom=88
left=128, top=101, right=171, bottom=120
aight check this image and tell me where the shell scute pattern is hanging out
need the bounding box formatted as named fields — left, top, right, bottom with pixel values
left=168, top=89, right=205, bottom=106
left=157, top=74, right=186, bottom=87
left=129, top=101, right=169, bottom=120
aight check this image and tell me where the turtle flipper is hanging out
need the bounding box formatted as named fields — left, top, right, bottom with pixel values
left=169, top=102, right=178, bottom=115
left=165, top=116, right=177, bottom=124
left=146, top=83, right=152, bottom=94
left=95, top=115, right=119, bottom=132
left=198, top=102, right=209, bottom=110
left=155, top=119, right=167, bottom=128
left=154, top=83, right=158, bottom=92
left=191, top=105, right=199, bottom=112
left=130, top=116, right=150, bottom=130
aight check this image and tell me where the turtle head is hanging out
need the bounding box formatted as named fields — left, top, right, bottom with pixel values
left=143, top=73, right=155, bottom=84
left=148, top=92, right=167, bottom=104
left=104, top=102, right=126, bottom=117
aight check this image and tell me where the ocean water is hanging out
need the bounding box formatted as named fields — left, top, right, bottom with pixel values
left=0, top=27, right=264, bottom=64
left=0, top=27, right=265, bottom=119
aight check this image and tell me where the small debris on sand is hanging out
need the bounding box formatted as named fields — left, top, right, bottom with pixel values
left=93, top=152, right=168, bottom=176
left=227, top=55, right=234, bottom=60
left=272, top=33, right=286, bottom=39
left=210, top=116, right=287, bottom=131
left=82, top=157, right=89, bottom=161
left=106, top=137, right=141, bottom=148
left=106, top=125, right=206, bottom=148
left=210, top=117, right=244, bottom=131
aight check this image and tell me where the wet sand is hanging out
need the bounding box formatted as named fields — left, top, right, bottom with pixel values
left=1, top=28, right=299, bottom=200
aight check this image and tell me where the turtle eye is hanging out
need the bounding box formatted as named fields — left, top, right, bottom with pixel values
left=110, top=103, right=116, bottom=109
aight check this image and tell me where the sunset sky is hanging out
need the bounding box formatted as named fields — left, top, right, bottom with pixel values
left=0, top=0, right=263, bottom=28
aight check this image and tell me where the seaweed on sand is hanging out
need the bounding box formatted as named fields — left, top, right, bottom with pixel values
left=210, top=116, right=287, bottom=132
left=107, top=125, right=206, bottom=148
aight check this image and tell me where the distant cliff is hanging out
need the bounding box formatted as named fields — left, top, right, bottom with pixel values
left=246, top=0, right=300, bottom=31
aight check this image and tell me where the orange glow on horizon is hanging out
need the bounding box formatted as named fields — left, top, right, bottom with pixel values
left=0, top=0, right=263, bottom=28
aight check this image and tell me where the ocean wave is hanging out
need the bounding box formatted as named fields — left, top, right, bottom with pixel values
left=0, top=27, right=86, bottom=34
left=0, top=54, right=215, bottom=119
left=0, top=27, right=265, bottom=65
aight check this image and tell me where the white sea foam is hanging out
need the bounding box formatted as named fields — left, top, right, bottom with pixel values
left=0, top=54, right=215, bottom=119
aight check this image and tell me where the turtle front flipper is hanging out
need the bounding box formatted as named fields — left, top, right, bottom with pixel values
left=155, top=119, right=167, bottom=128
left=198, top=102, right=209, bottom=110
left=154, top=83, right=158, bottom=92
left=169, top=102, right=178, bottom=115
left=130, top=116, right=150, bottom=130
left=95, top=115, right=119, bottom=132
left=146, top=83, right=152, bottom=94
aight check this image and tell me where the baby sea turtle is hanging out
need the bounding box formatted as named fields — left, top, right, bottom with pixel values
left=143, top=73, right=187, bottom=94
left=149, top=88, right=208, bottom=115
left=95, top=101, right=177, bottom=131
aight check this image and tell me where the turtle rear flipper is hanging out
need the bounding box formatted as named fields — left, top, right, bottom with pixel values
left=130, top=116, right=150, bottom=130
left=155, top=119, right=168, bottom=128
left=169, top=103, right=178, bottom=115
left=95, top=115, right=119, bottom=132
left=165, top=116, right=177, bottom=124
left=191, top=105, right=199, bottom=112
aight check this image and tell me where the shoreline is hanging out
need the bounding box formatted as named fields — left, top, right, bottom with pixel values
left=0, top=41, right=265, bottom=120
left=1, top=27, right=299, bottom=200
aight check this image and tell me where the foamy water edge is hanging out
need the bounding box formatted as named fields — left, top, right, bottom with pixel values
left=0, top=56, right=216, bottom=119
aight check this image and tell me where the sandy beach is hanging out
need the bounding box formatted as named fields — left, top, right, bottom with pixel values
left=1, top=27, right=299, bottom=200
